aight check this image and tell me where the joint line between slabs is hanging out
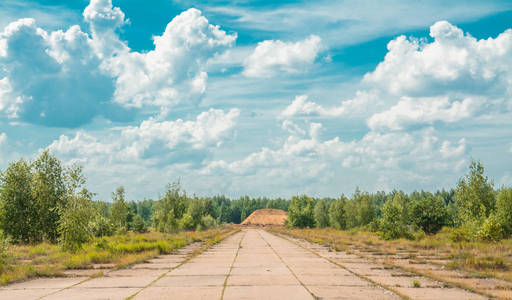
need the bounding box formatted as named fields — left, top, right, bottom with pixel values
left=220, top=230, right=247, bottom=300
left=257, top=230, right=318, bottom=300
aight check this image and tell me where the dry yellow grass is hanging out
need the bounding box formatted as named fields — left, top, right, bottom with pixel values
left=271, top=227, right=512, bottom=299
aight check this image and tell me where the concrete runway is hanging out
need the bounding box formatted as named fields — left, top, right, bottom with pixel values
left=0, top=229, right=488, bottom=299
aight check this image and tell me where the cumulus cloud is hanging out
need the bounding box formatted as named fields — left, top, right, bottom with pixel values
left=243, top=35, right=322, bottom=78
left=48, top=108, right=240, bottom=166
left=204, top=121, right=467, bottom=191
left=0, top=18, right=116, bottom=127
left=0, top=0, right=236, bottom=126
left=364, top=21, right=512, bottom=97
left=367, top=96, right=483, bottom=131
left=280, top=91, right=378, bottom=119
left=98, top=7, right=237, bottom=112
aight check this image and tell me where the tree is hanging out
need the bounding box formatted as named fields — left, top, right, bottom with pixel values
left=455, top=160, right=495, bottom=224
left=495, top=187, right=512, bottom=235
left=0, top=159, right=38, bottom=243
left=410, top=194, right=447, bottom=234
left=110, top=186, right=129, bottom=231
left=380, top=194, right=409, bottom=240
left=287, top=195, right=315, bottom=228
left=329, top=197, right=347, bottom=229
left=132, top=215, right=147, bottom=233
left=314, top=199, right=329, bottom=227
left=32, top=150, right=66, bottom=241
left=58, top=165, right=95, bottom=252
left=152, top=181, right=186, bottom=232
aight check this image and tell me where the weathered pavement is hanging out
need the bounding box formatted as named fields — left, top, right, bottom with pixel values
left=0, top=229, right=490, bottom=299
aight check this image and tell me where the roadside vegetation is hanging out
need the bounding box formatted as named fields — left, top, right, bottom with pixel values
left=0, top=151, right=511, bottom=292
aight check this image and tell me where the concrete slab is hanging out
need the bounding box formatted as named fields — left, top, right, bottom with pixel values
left=154, top=275, right=225, bottom=287
left=0, top=288, right=58, bottom=300
left=134, top=286, right=223, bottom=300
left=222, top=285, right=313, bottom=300
left=44, top=287, right=139, bottom=300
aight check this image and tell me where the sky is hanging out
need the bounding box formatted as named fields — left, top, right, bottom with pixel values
left=0, top=0, right=511, bottom=201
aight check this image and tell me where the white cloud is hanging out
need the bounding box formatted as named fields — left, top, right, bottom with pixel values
left=48, top=108, right=240, bottom=165
left=0, top=1, right=236, bottom=126
left=0, top=18, right=115, bottom=127
left=367, top=96, right=483, bottom=131
left=94, top=6, right=237, bottom=112
left=204, top=122, right=467, bottom=192
left=243, top=35, right=322, bottom=78
left=364, top=21, right=512, bottom=97
left=280, top=91, right=378, bottom=118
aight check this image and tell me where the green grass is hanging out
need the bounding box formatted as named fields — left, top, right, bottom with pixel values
left=0, top=227, right=237, bottom=285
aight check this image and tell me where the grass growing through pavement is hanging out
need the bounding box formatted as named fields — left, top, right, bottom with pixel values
left=270, top=227, right=512, bottom=282
left=0, top=227, right=236, bottom=285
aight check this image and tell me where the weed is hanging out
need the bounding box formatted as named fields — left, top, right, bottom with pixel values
left=412, top=280, right=421, bottom=288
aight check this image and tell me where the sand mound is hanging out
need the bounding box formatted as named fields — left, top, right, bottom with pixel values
left=240, top=209, right=288, bottom=226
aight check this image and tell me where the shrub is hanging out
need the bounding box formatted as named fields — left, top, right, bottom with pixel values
left=287, top=195, right=315, bottom=228
left=495, top=187, right=512, bottom=235
left=314, top=199, right=329, bottom=228
left=91, top=215, right=114, bottom=237
left=380, top=195, right=409, bottom=240
left=132, top=215, right=147, bottom=233
left=329, top=197, right=346, bottom=229
left=410, top=194, right=448, bottom=234
left=476, top=214, right=505, bottom=241
left=455, top=160, right=495, bottom=224
left=201, top=215, right=216, bottom=229
left=179, top=214, right=195, bottom=230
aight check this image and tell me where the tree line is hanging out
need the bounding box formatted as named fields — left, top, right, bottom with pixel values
left=0, top=152, right=510, bottom=252
left=287, top=160, right=512, bottom=241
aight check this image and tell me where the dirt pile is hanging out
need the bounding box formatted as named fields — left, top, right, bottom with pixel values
left=240, top=209, right=288, bottom=226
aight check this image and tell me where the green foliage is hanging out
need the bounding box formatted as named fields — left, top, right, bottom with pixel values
left=152, top=181, right=186, bottom=233
left=201, top=215, right=216, bottom=229
left=455, top=160, right=496, bottom=224
left=495, top=187, right=512, bottom=235
left=380, top=194, right=409, bottom=240
left=0, top=159, right=38, bottom=243
left=178, top=213, right=195, bottom=230
left=476, top=214, right=505, bottom=241
left=110, top=186, right=129, bottom=231
left=410, top=194, right=448, bottom=234
left=32, top=150, right=67, bottom=241
left=288, top=195, right=315, bottom=228
left=345, top=188, right=376, bottom=228
left=328, top=197, right=346, bottom=229
left=132, top=215, right=147, bottom=233
left=91, top=214, right=113, bottom=237
left=58, top=165, right=96, bottom=252
left=314, top=199, right=329, bottom=227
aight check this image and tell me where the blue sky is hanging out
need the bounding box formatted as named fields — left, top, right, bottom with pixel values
left=0, top=0, right=511, bottom=201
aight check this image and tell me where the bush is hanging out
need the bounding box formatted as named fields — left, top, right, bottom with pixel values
left=91, top=215, right=114, bottom=237
left=329, top=197, right=346, bottom=229
left=287, top=195, right=315, bottom=228
left=314, top=199, right=329, bottom=228
left=410, top=194, right=448, bottom=234
left=179, top=214, right=195, bottom=230
left=477, top=214, right=505, bottom=241
left=201, top=215, right=216, bottom=229
left=380, top=195, right=410, bottom=240
left=495, top=187, right=512, bottom=235
left=132, top=215, right=147, bottom=233
left=455, top=160, right=495, bottom=224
